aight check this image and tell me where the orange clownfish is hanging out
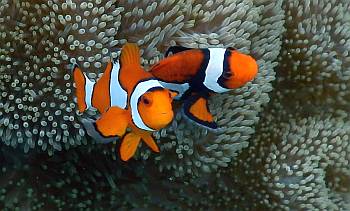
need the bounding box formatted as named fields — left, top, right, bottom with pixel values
left=149, top=46, right=258, bottom=130
left=72, top=43, right=177, bottom=161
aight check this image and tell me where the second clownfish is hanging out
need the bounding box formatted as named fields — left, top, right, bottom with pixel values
left=73, top=43, right=177, bottom=161
left=148, top=46, right=258, bottom=130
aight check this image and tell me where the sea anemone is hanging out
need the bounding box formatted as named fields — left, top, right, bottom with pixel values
left=0, top=0, right=349, bottom=210
left=145, top=0, right=285, bottom=177
left=222, top=0, right=350, bottom=209
left=0, top=0, right=285, bottom=177
left=222, top=103, right=350, bottom=210
left=116, top=0, right=188, bottom=65
left=277, top=0, right=350, bottom=112
left=0, top=0, right=122, bottom=155
left=0, top=144, right=141, bottom=210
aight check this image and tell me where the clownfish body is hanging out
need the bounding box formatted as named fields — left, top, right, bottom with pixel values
left=149, top=46, right=258, bottom=130
left=73, top=43, right=176, bottom=161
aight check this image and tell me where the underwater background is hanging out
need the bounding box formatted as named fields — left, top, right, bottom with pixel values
left=0, top=0, right=349, bottom=210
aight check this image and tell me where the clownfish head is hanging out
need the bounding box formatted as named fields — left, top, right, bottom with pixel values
left=138, top=88, right=177, bottom=130
left=221, top=50, right=258, bottom=89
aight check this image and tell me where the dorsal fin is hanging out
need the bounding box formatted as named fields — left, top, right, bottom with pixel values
left=120, top=43, right=141, bottom=66
left=165, top=46, right=193, bottom=57
left=227, top=47, right=237, bottom=51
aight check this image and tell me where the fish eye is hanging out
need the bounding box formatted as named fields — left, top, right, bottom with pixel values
left=141, top=96, right=152, bottom=105
left=223, top=71, right=232, bottom=79
left=143, top=97, right=150, bottom=105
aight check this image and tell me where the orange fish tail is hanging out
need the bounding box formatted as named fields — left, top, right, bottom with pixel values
left=120, top=43, right=141, bottom=66
left=72, top=65, right=90, bottom=112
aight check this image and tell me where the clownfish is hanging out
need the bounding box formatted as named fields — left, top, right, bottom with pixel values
left=148, top=46, right=258, bottom=130
left=72, top=43, right=177, bottom=161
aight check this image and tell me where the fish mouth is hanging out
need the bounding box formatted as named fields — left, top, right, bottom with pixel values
left=153, top=113, right=174, bottom=128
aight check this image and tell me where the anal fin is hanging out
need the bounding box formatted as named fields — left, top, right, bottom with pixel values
left=183, top=94, right=218, bottom=130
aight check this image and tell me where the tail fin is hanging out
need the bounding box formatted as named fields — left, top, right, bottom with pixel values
left=72, top=64, right=95, bottom=112
left=120, top=43, right=141, bottom=66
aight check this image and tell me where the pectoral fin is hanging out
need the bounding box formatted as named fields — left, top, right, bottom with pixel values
left=95, top=106, right=129, bottom=137
left=142, top=133, right=160, bottom=153
left=183, top=94, right=218, bottom=130
left=120, top=133, right=141, bottom=161
left=81, top=117, right=118, bottom=144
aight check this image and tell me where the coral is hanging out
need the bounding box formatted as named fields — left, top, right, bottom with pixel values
left=0, top=0, right=350, bottom=210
